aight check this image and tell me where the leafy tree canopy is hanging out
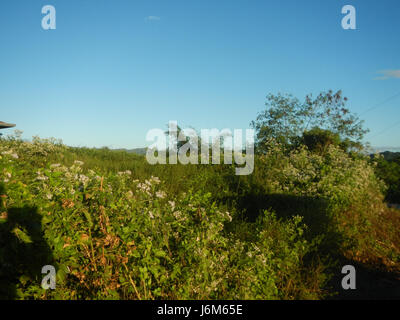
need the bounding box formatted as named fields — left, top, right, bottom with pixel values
left=251, top=90, right=368, bottom=152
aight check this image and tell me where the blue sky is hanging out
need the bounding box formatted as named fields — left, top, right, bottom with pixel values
left=1, top=0, right=399, bottom=149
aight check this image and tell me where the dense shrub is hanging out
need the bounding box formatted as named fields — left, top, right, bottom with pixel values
left=373, top=155, right=400, bottom=204
left=0, top=134, right=399, bottom=300
left=0, top=137, right=323, bottom=299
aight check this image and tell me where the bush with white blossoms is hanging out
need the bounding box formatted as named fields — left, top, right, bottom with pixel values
left=0, top=135, right=319, bottom=300
left=246, top=141, right=390, bottom=257
left=1, top=134, right=398, bottom=300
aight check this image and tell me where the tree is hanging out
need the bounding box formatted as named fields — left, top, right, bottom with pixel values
left=301, top=127, right=341, bottom=153
left=250, top=90, right=368, bottom=152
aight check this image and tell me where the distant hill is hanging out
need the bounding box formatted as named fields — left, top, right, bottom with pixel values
left=368, top=150, right=400, bottom=162
left=380, top=151, right=400, bottom=161
left=370, top=146, right=400, bottom=153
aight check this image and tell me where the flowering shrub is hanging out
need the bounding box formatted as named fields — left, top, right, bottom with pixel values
left=256, top=143, right=384, bottom=205
left=0, top=136, right=321, bottom=299
left=1, top=134, right=398, bottom=299
left=244, top=141, right=396, bottom=264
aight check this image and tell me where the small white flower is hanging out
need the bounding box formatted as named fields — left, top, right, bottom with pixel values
left=79, top=174, right=89, bottom=186
left=168, top=201, right=175, bottom=210
left=137, top=182, right=151, bottom=193
left=156, top=191, right=166, bottom=199
left=150, top=176, right=161, bottom=184
left=173, top=211, right=182, bottom=219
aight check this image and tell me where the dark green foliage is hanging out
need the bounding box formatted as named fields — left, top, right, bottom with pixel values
left=374, top=155, right=400, bottom=203
left=301, top=127, right=342, bottom=153
left=251, top=90, right=368, bottom=153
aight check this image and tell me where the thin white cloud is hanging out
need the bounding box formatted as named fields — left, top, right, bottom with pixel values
left=145, top=16, right=161, bottom=21
left=375, top=69, right=400, bottom=80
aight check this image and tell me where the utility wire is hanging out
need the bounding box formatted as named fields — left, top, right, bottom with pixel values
left=360, top=90, right=400, bottom=116
left=367, top=119, right=400, bottom=139
left=361, top=90, right=400, bottom=140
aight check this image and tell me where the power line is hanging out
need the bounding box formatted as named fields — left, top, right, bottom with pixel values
left=367, top=119, right=400, bottom=139
left=360, top=90, right=400, bottom=116
left=361, top=90, right=400, bottom=140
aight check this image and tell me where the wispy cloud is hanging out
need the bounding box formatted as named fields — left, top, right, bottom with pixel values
left=375, top=69, right=400, bottom=80
left=145, top=16, right=161, bottom=22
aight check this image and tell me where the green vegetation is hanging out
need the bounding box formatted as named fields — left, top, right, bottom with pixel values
left=0, top=91, right=399, bottom=300
left=1, top=133, right=399, bottom=300
left=373, top=152, right=400, bottom=204
left=251, top=90, right=367, bottom=152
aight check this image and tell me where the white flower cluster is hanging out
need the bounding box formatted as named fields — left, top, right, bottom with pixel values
left=1, top=150, right=19, bottom=159
left=156, top=191, right=166, bottom=199
left=3, top=170, right=12, bottom=183
left=118, top=170, right=132, bottom=176
left=137, top=182, right=151, bottom=195
left=36, top=170, right=49, bottom=181
left=77, top=174, right=90, bottom=186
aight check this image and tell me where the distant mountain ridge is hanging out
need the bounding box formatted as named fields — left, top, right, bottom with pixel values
left=370, top=147, right=400, bottom=153
left=379, top=151, right=400, bottom=161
